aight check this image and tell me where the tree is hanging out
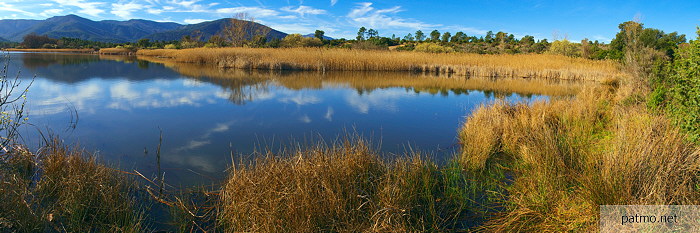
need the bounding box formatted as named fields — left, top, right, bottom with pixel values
left=430, top=30, right=440, bottom=41
left=223, top=12, right=270, bottom=47
left=0, top=54, right=30, bottom=149
left=367, top=29, right=378, bottom=39
left=451, top=32, right=467, bottom=43
left=281, top=34, right=322, bottom=47
left=357, top=27, right=367, bottom=41
left=415, top=30, right=425, bottom=42
left=314, top=30, right=325, bottom=40
left=21, top=33, right=57, bottom=49
left=441, top=32, right=451, bottom=43
left=485, top=31, right=494, bottom=43
left=547, top=39, right=580, bottom=57
left=136, top=38, right=151, bottom=48
left=403, top=33, right=414, bottom=42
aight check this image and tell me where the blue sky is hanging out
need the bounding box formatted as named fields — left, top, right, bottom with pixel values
left=1, top=0, right=698, bottom=41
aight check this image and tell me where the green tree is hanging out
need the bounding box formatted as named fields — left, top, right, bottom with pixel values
left=666, top=28, right=700, bottom=142
left=136, top=38, right=151, bottom=48
left=441, top=32, right=451, bottom=42
left=403, top=33, right=414, bottom=42
left=415, top=30, right=425, bottom=42
left=429, top=30, right=441, bottom=41
left=357, top=27, right=367, bottom=41
left=314, top=30, right=325, bottom=40
left=367, top=29, right=378, bottom=39
left=451, top=32, right=467, bottom=43
left=485, top=31, right=494, bottom=43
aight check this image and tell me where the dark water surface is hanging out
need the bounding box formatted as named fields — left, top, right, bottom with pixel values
left=8, top=52, right=583, bottom=185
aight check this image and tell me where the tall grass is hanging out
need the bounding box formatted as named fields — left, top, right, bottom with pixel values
left=136, top=55, right=590, bottom=97
left=218, top=138, right=489, bottom=232
left=458, top=83, right=700, bottom=231
left=0, top=139, right=146, bottom=232
left=137, top=47, right=623, bottom=82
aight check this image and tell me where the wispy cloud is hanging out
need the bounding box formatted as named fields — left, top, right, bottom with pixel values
left=0, top=2, right=36, bottom=16
left=183, top=18, right=207, bottom=24
left=281, top=5, right=326, bottom=17
left=330, top=0, right=338, bottom=6
left=346, top=2, right=437, bottom=30
left=51, top=0, right=106, bottom=17
left=111, top=1, right=145, bottom=19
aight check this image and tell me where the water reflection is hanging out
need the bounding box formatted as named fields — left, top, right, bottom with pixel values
left=11, top=52, right=588, bottom=186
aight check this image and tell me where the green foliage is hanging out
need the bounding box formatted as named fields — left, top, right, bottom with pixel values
left=21, top=33, right=58, bottom=48
left=314, top=29, right=325, bottom=40
left=415, top=30, right=425, bottom=42
left=547, top=39, right=580, bottom=57
left=281, top=34, right=322, bottom=47
left=414, top=43, right=454, bottom=53
left=666, top=33, right=700, bottom=142
left=430, top=30, right=441, bottom=42
left=164, top=44, right=178, bottom=49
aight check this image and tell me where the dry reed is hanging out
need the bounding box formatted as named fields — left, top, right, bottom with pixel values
left=137, top=48, right=624, bottom=82
left=137, top=55, right=590, bottom=97
left=459, top=83, right=700, bottom=231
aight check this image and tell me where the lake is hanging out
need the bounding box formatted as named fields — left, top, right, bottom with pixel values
left=7, top=52, right=584, bottom=186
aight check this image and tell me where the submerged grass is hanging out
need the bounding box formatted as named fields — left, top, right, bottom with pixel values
left=137, top=47, right=623, bottom=82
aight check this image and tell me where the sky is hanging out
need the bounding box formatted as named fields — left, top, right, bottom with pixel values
left=0, top=0, right=698, bottom=41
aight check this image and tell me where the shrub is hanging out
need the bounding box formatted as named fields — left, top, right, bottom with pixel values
left=414, top=43, right=454, bottom=53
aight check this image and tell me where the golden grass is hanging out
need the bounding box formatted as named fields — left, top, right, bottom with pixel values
left=99, top=48, right=134, bottom=55
left=218, top=138, right=474, bottom=232
left=137, top=48, right=624, bottom=82
left=0, top=140, right=145, bottom=232
left=138, top=55, right=590, bottom=97
left=3, top=48, right=96, bottom=53
left=458, top=83, right=700, bottom=231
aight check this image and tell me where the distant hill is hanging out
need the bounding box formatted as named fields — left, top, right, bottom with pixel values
left=144, top=18, right=287, bottom=42
left=0, top=15, right=181, bottom=43
left=303, top=33, right=334, bottom=40
left=0, top=37, right=8, bottom=42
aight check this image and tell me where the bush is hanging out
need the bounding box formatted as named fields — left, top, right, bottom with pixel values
left=547, top=39, right=580, bottom=57
left=414, top=43, right=454, bottom=53
left=281, top=34, right=323, bottom=48
left=164, top=44, right=178, bottom=49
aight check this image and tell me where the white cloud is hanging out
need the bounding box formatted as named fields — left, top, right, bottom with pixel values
left=347, top=2, right=437, bottom=30
left=324, top=106, right=333, bottom=121
left=279, top=93, right=321, bottom=106
left=184, top=18, right=207, bottom=24
left=331, top=0, right=338, bottom=6
left=111, top=2, right=145, bottom=19
left=51, top=0, right=106, bottom=17
left=281, top=5, right=326, bottom=17
left=215, top=7, right=279, bottom=18
left=299, top=114, right=311, bottom=123
left=39, top=8, right=63, bottom=18
left=0, top=2, right=36, bottom=16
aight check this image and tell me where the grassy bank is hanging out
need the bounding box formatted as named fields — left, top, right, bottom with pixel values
left=457, top=72, right=700, bottom=231
left=0, top=140, right=145, bottom=231
left=137, top=48, right=623, bottom=82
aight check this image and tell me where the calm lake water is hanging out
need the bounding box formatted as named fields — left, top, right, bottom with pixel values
left=8, top=52, right=583, bottom=185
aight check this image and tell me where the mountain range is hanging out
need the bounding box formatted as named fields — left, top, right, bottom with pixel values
left=0, top=15, right=289, bottom=43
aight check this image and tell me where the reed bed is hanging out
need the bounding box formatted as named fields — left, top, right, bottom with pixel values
left=99, top=48, right=135, bottom=55
left=137, top=48, right=623, bottom=82
left=3, top=48, right=96, bottom=53
left=137, top=55, right=589, bottom=97
left=0, top=140, right=145, bottom=232
left=218, top=138, right=485, bottom=232
left=458, top=84, right=700, bottom=231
